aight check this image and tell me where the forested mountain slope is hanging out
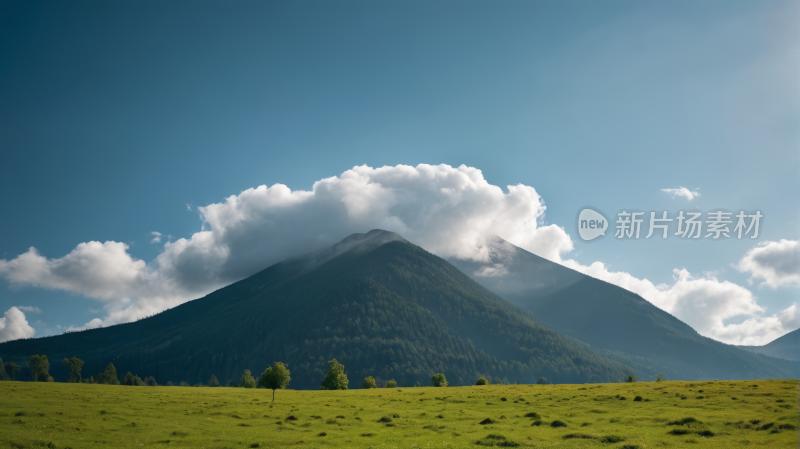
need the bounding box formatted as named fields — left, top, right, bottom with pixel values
left=0, top=230, right=631, bottom=387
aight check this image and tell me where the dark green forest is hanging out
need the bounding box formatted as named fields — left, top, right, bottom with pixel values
left=0, top=231, right=631, bottom=388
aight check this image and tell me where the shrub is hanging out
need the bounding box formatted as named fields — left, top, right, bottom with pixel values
left=208, top=375, right=220, bottom=387
left=146, top=376, right=158, bottom=386
left=479, top=418, right=495, bottom=425
left=633, top=396, right=643, bottom=402
left=626, top=375, right=637, bottom=383
left=385, top=379, right=397, bottom=388
left=431, top=373, right=448, bottom=387
left=600, top=435, right=625, bottom=443
left=524, top=412, right=541, bottom=419
left=362, top=376, right=376, bottom=389
left=656, top=373, right=665, bottom=382
left=550, top=420, right=567, bottom=428
left=320, top=359, right=348, bottom=390
left=377, top=416, right=392, bottom=423
left=476, top=377, right=488, bottom=385
left=240, top=369, right=256, bottom=389
left=537, top=377, right=547, bottom=385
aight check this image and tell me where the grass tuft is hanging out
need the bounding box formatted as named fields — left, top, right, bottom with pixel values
left=562, top=433, right=596, bottom=439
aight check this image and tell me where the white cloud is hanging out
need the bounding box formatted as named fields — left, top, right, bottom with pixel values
left=661, top=186, right=700, bottom=200
left=150, top=231, right=162, bottom=244
left=0, top=164, right=570, bottom=330
left=16, top=306, right=41, bottom=314
left=736, top=239, right=800, bottom=288
left=0, top=307, right=36, bottom=343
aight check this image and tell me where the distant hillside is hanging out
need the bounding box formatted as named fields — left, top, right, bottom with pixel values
left=450, top=236, right=800, bottom=381
left=738, top=328, right=800, bottom=361
left=0, top=230, right=631, bottom=388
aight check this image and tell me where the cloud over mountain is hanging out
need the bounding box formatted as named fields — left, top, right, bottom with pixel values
left=0, top=163, right=793, bottom=346
left=0, top=164, right=570, bottom=329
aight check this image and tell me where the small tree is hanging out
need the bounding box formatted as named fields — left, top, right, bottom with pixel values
left=8, top=362, right=19, bottom=381
left=475, top=377, right=488, bottom=385
left=493, top=377, right=503, bottom=385
left=655, top=373, right=665, bottom=382
left=62, top=357, right=84, bottom=383
left=320, top=359, right=348, bottom=390
left=240, top=369, right=256, bottom=388
left=258, top=362, right=291, bottom=402
left=146, top=376, right=158, bottom=386
left=385, top=379, right=397, bottom=388
left=537, top=377, right=547, bottom=385
left=208, top=375, right=220, bottom=387
left=431, top=373, right=447, bottom=387
left=362, top=376, right=376, bottom=389
left=626, top=374, right=637, bottom=383
left=226, top=379, right=238, bottom=387
left=28, top=355, right=51, bottom=382
left=122, top=371, right=135, bottom=385
left=103, top=362, right=119, bottom=385
left=166, top=381, right=174, bottom=386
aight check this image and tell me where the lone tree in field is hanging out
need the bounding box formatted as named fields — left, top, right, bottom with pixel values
left=362, top=376, right=376, bottom=389
left=320, top=358, right=348, bottom=390
left=537, top=377, right=547, bottom=384
left=62, top=357, right=84, bottom=383
left=28, top=355, right=51, bottom=382
left=385, top=379, right=397, bottom=388
left=146, top=376, right=158, bottom=386
left=240, top=369, right=256, bottom=388
left=258, top=362, right=291, bottom=402
left=208, top=375, right=220, bottom=387
left=7, top=362, right=19, bottom=381
left=626, top=374, right=637, bottom=383
left=431, top=373, right=448, bottom=387
left=475, top=377, right=488, bottom=385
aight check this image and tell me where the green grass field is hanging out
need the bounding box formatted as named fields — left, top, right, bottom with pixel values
left=0, top=379, right=797, bottom=448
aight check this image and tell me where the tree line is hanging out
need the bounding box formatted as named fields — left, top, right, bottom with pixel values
left=2, top=354, right=490, bottom=402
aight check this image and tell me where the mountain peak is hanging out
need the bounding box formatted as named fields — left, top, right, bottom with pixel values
left=292, top=229, right=408, bottom=274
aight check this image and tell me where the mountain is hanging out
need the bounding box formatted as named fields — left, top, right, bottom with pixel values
left=450, top=236, right=800, bottom=381
left=738, top=328, right=800, bottom=361
left=0, top=230, right=631, bottom=388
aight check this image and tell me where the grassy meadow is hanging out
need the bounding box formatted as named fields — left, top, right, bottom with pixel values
left=0, top=379, right=797, bottom=449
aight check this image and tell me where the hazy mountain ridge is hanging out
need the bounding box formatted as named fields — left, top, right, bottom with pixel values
left=737, top=328, right=800, bottom=362
left=450, top=236, right=800, bottom=381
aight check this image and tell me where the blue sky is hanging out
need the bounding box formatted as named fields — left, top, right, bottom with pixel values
left=0, top=0, right=797, bottom=344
